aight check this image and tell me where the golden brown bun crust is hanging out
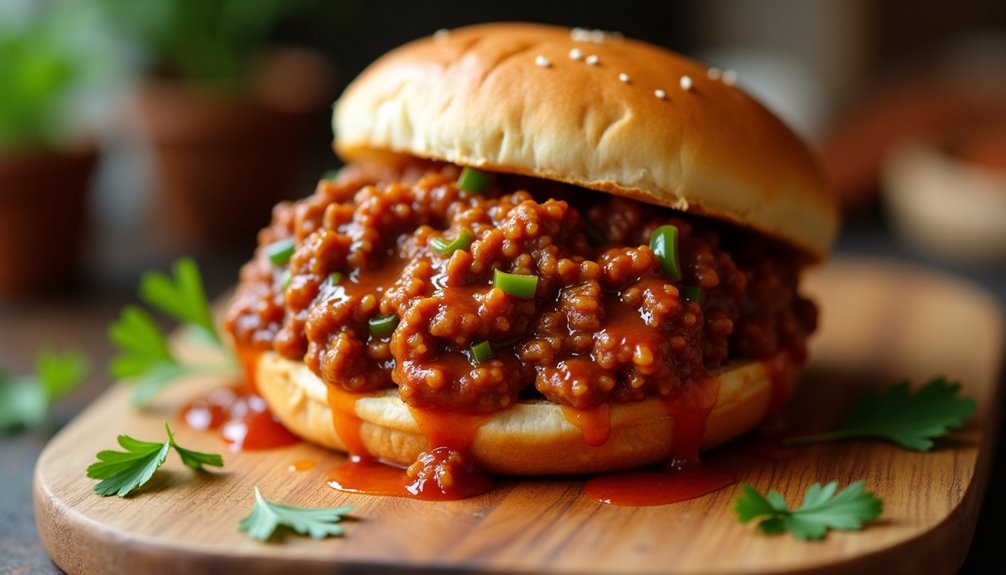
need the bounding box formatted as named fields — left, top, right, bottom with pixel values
left=334, top=23, right=839, bottom=260
left=256, top=351, right=798, bottom=475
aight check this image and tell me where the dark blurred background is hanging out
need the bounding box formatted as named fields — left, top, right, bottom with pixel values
left=2, top=1, right=1005, bottom=573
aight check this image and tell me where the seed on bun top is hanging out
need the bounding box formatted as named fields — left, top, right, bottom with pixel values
left=334, top=23, right=839, bottom=260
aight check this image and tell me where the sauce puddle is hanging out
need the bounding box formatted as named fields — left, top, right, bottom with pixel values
left=583, top=460, right=734, bottom=506
left=179, top=384, right=299, bottom=451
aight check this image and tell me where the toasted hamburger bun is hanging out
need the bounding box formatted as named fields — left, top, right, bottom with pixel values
left=256, top=350, right=796, bottom=474
left=335, top=23, right=838, bottom=260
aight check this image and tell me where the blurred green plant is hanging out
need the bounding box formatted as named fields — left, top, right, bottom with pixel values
left=0, top=349, right=90, bottom=432
left=97, top=0, right=317, bottom=85
left=0, top=1, right=120, bottom=150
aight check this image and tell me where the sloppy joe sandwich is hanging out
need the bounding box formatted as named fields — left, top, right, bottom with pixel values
left=225, top=23, right=839, bottom=496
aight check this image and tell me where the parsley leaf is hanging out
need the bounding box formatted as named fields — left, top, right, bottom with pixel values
left=139, top=257, right=222, bottom=346
left=86, top=423, right=223, bottom=497
left=0, top=349, right=89, bottom=432
left=786, top=377, right=976, bottom=451
left=108, top=306, right=193, bottom=406
left=109, top=258, right=236, bottom=405
left=735, top=481, right=883, bottom=540
left=168, top=424, right=224, bottom=470
left=87, top=433, right=172, bottom=497
left=239, top=487, right=353, bottom=541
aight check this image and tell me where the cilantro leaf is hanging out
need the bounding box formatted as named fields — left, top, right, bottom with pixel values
left=786, top=378, right=976, bottom=451
left=139, top=257, right=221, bottom=346
left=109, top=259, right=236, bottom=405
left=0, top=350, right=89, bottom=432
left=109, top=306, right=192, bottom=406
left=37, top=349, right=90, bottom=399
left=109, top=306, right=177, bottom=378
left=239, top=487, right=353, bottom=541
left=86, top=423, right=223, bottom=497
left=166, top=424, right=224, bottom=469
left=0, top=375, right=47, bottom=431
left=735, top=481, right=883, bottom=540
left=87, top=434, right=171, bottom=497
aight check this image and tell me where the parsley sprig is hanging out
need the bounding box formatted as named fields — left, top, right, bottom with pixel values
left=109, top=258, right=236, bottom=405
left=0, top=350, right=89, bottom=432
left=239, top=487, right=353, bottom=541
left=786, top=377, right=976, bottom=451
left=735, top=481, right=883, bottom=540
left=87, top=422, right=223, bottom=497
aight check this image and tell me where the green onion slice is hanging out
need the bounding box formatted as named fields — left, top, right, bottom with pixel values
left=368, top=314, right=399, bottom=338
left=429, top=229, right=473, bottom=256
left=470, top=340, right=494, bottom=363
left=328, top=272, right=343, bottom=285
left=493, top=269, right=538, bottom=299
left=265, top=238, right=296, bottom=266
left=322, top=169, right=341, bottom=182
left=279, top=269, right=292, bottom=290
left=649, top=225, right=681, bottom=281
left=457, top=167, right=494, bottom=194
left=681, top=285, right=702, bottom=302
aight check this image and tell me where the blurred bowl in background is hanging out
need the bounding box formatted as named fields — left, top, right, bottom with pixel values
left=882, top=128, right=1006, bottom=263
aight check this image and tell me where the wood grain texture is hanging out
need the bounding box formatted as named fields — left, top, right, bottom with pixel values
left=33, top=258, right=1005, bottom=575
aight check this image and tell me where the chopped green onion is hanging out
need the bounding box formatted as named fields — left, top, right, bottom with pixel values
left=649, top=225, right=681, bottom=281
left=368, top=314, right=399, bottom=338
left=470, top=340, right=494, bottom=363
left=493, top=269, right=538, bottom=299
left=681, top=285, right=702, bottom=302
left=322, top=169, right=341, bottom=181
left=328, top=272, right=343, bottom=285
left=429, top=229, right=473, bottom=256
left=584, top=224, right=607, bottom=247
left=457, top=167, right=494, bottom=194
left=266, top=238, right=296, bottom=266
left=279, top=269, right=292, bottom=290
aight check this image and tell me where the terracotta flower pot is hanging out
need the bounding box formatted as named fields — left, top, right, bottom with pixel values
left=137, top=49, right=333, bottom=246
left=0, top=145, right=97, bottom=297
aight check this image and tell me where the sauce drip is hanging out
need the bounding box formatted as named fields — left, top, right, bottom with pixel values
left=663, top=377, right=719, bottom=460
left=326, top=405, right=493, bottom=500
left=179, top=384, right=299, bottom=451
left=582, top=377, right=731, bottom=506
left=583, top=460, right=734, bottom=506
left=561, top=404, right=612, bottom=447
left=325, top=384, right=372, bottom=458
left=237, top=347, right=263, bottom=394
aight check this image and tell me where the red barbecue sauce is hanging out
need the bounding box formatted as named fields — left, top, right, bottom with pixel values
left=561, top=404, right=612, bottom=447
left=178, top=349, right=299, bottom=451
left=324, top=385, right=493, bottom=500
left=582, top=377, right=734, bottom=506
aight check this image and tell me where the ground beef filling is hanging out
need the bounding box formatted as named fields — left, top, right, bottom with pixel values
left=225, top=162, right=817, bottom=413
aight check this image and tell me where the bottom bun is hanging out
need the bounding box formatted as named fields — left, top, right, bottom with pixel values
left=255, top=351, right=798, bottom=475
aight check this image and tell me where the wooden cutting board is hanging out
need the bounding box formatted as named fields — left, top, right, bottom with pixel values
left=34, top=258, right=1004, bottom=575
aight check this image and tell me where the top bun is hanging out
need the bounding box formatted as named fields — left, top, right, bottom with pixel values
left=334, top=23, right=839, bottom=260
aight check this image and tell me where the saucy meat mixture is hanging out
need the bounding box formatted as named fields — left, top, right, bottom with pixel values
left=225, top=161, right=816, bottom=414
